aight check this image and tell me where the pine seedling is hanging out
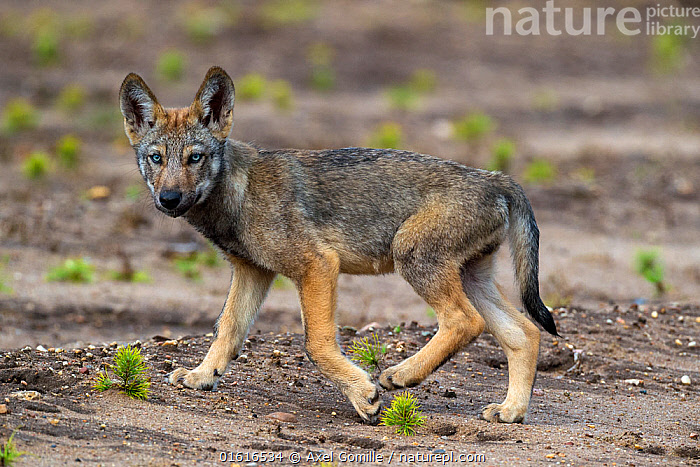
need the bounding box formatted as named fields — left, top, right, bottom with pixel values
left=347, top=333, right=386, bottom=372
left=93, top=345, right=150, bottom=400
left=380, top=391, right=425, bottom=436
left=0, top=429, right=29, bottom=466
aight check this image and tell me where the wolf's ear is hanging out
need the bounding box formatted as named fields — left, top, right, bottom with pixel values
left=119, top=73, right=163, bottom=146
left=192, top=66, right=235, bottom=140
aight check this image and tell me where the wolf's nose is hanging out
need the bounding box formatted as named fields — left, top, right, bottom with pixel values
left=159, top=190, right=182, bottom=210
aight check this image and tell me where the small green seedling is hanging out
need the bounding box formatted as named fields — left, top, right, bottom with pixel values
left=174, top=257, right=201, bottom=281
left=650, top=26, right=686, bottom=74
left=94, top=345, right=150, bottom=400
left=270, top=79, right=294, bottom=110
left=408, top=68, right=436, bottom=94
left=369, top=122, right=403, bottom=149
left=487, top=138, right=515, bottom=173
left=32, top=30, right=59, bottom=66
left=634, top=249, right=666, bottom=296
left=109, top=269, right=150, bottom=283
left=56, top=84, right=86, bottom=112
left=380, top=391, right=426, bottom=436
left=22, top=152, right=51, bottom=180
left=386, top=85, right=419, bottom=111
left=258, top=0, right=319, bottom=28
left=156, top=50, right=186, bottom=82
left=56, top=134, right=82, bottom=169
left=307, top=42, right=335, bottom=91
left=272, top=275, right=294, bottom=290
left=237, top=73, right=267, bottom=101
left=183, top=8, right=221, bottom=45
left=452, top=112, right=494, bottom=142
left=523, top=159, right=556, bottom=184
left=2, top=98, right=38, bottom=134
left=393, top=324, right=402, bottom=334
left=125, top=184, right=142, bottom=201
left=46, top=258, right=94, bottom=283
left=348, top=333, right=386, bottom=372
left=0, top=429, right=29, bottom=466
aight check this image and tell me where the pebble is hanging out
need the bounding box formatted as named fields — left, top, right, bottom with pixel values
left=690, top=433, right=698, bottom=440
left=624, top=379, right=643, bottom=387
left=10, top=390, right=41, bottom=401
left=237, top=354, right=248, bottom=363
left=688, top=341, right=697, bottom=348
left=0, top=404, right=7, bottom=414
left=674, top=339, right=683, bottom=346
left=79, top=367, right=89, bottom=374
left=651, top=311, right=658, bottom=319
left=36, top=345, right=48, bottom=352
left=265, top=412, right=297, bottom=423
left=681, top=375, right=691, bottom=386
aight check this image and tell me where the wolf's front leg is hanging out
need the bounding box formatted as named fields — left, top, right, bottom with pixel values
left=168, top=257, right=275, bottom=390
left=298, top=250, right=381, bottom=423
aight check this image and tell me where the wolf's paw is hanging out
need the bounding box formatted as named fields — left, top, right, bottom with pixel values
left=378, top=362, right=422, bottom=391
left=344, top=379, right=382, bottom=424
left=166, top=367, right=220, bottom=391
left=481, top=402, right=526, bottom=423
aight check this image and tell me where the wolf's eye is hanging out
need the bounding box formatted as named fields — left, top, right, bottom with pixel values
left=189, top=153, right=203, bottom=164
left=149, top=153, right=162, bottom=164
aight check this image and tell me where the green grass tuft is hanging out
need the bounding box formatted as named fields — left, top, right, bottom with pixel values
left=56, top=84, right=86, bottom=112
left=32, top=30, right=60, bottom=66
left=0, top=429, right=29, bottom=466
left=386, top=85, right=419, bottom=111
left=237, top=73, right=267, bottom=101
left=380, top=391, right=426, bottom=436
left=307, top=42, right=335, bottom=91
left=258, top=0, right=318, bottom=28
left=523, top=158, right=556, bottom=185
left=270, top=80, right=294, bottom=110
left=452, top=112, right=494, bottom=142
left=46, top=258, right=94, bottom=283
left=55, top=134, right=82, bottom=169
left=22, top=152, right=51, bottom=180
left=156, top=50, right=186, bottom=82
left=487, top=138, right=516, bottom=172
left=347, top=333, right=386, bottom=372
left=408, top=68, right=436, bottom=93
left=369, top=122, right=403, bottom=149
left=2, top=98, right=39, bottom=134
left=94, top=345, right=150, bottom=400
left=634, top=249, right=666, bottom=296
left=650, top=26, right=686, bottom=74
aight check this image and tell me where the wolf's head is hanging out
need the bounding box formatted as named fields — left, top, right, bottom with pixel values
left=119, top=66, right=234, bottom=218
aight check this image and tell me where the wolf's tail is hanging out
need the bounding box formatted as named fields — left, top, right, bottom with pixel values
left=505, top=180, right=559, bottom=336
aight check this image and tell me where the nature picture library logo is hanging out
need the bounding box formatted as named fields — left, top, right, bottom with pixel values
left=486, top=1, right=700, bottom=38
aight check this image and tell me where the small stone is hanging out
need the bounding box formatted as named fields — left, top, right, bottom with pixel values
left=442, top=388, right=457, bottom=398
left=0, top=404, right=8, bottom=414
left=265, top=412, right=297, bottom=423
left=651, top=311, right=658, bottom=319
left=160, top=340, right=178, bottom=347
left=237, top=354, right=248, bottom=363
left=358, top=322, right=381, bottom=334
left=681, top=375, right=691, bottom=385
left=675, top=339, right=683, bottom=346
left=49, top=418, right=60, bottom=426
left=624, top=379, right=643, bottom=387
left=690, top=433, right=698, bottom=440
left=36, top=345, right=48, bottom=352
left=688, top=341, right=696, bottom=348
left=86, top=185, right=111, bottom=200
left=272, top=350, right=281, bottom=357
left=78, top=367, right=89, bottom=374
left=545, top=454, right=556, bottom=459
left=10, top=391, right=41, bottom=401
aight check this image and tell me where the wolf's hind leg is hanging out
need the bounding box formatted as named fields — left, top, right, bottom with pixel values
left=168, top=257, right=275, bottom=390
left=462, top=257, right=540, bottom=423
left=379, top=263, right=484, bottom=390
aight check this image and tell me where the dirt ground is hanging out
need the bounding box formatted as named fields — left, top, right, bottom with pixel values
left=0, top=0, right=699, bottom=465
